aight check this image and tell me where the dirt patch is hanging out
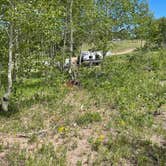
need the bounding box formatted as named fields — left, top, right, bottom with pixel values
left=155, top=104, right=166, bottom=130
left=0, top=152, right=8, bottom=166
left=150, top=135, right=166, bottom=147
left=63, top=89, right=88, bottom=109
left=151, top=104, right=166, bottom=146
left=0, top=133, right=29, bottom=149
left=66, top=128, right=96, bottom=166
left=0, top=89, right=115, bottom=165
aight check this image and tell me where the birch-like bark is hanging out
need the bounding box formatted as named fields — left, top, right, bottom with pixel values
left=1, top=24, right=14, bottom=112
left=13, top=30, right=19, bottom=82
left=62, top=25, right=67, bottom=71
left=69, top=0, right=73, bottom=69
left=0, top=63, right=2, bottom=89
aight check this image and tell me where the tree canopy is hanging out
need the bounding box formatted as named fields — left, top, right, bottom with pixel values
left=0, top=0, right=151, bottom=111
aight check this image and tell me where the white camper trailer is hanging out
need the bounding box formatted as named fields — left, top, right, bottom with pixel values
left=78, top=51, right=103, bottom=65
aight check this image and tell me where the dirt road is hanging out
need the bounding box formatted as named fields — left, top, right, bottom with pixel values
left=107, top=48, right=136, bottom=56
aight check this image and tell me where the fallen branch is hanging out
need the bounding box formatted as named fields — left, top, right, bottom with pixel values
left=0, top=125, right=57, bottom=139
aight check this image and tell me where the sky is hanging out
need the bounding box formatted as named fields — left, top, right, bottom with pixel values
left=149, top=0, right=166, bottom=18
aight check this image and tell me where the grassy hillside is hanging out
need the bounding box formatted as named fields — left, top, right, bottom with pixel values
left=81, top=40, right=143, bottom=53
left=0, top=50, right=166, bottom=165
left=111, top=40, right=144, bottom=52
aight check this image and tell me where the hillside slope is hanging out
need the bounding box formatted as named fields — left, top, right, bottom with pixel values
left=0, top=50, right=166, bottom=165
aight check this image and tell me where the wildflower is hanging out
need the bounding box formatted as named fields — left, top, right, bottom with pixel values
left=58, top=126, right=65, bottom=133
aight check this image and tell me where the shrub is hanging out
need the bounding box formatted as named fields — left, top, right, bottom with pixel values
left=76, top=112, right=102, bottom=126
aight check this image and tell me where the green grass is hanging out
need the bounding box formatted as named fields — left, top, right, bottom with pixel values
left=0, top=68, right=68, bottom=133
left=0, top=49, right=166, bottom=165
left=80, top=49, right=166, bottom=113
left=5, top=143, right=66, bottom=166
left=81, top=40, right=142, bottom=52
left=76, top=112, right=102, bottom=126
left=111, top=40, right=144, bottom=52
left=78, top=49, right=166, bottom=165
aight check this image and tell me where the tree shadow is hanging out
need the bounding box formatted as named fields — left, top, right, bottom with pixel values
left=0, top=102, right=20, bottom=118
left=130, top=138, right=166, bottom=165
left=104, top=133, right=166, bottom=165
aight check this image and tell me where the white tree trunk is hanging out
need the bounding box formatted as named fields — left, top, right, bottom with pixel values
left=69, top=0, right=73, bottom=69
left=0, top=63, right=2, bottom=88
left=1, top=24, right=13, bottom=112
left=62, top=25, right=67, bottom=71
